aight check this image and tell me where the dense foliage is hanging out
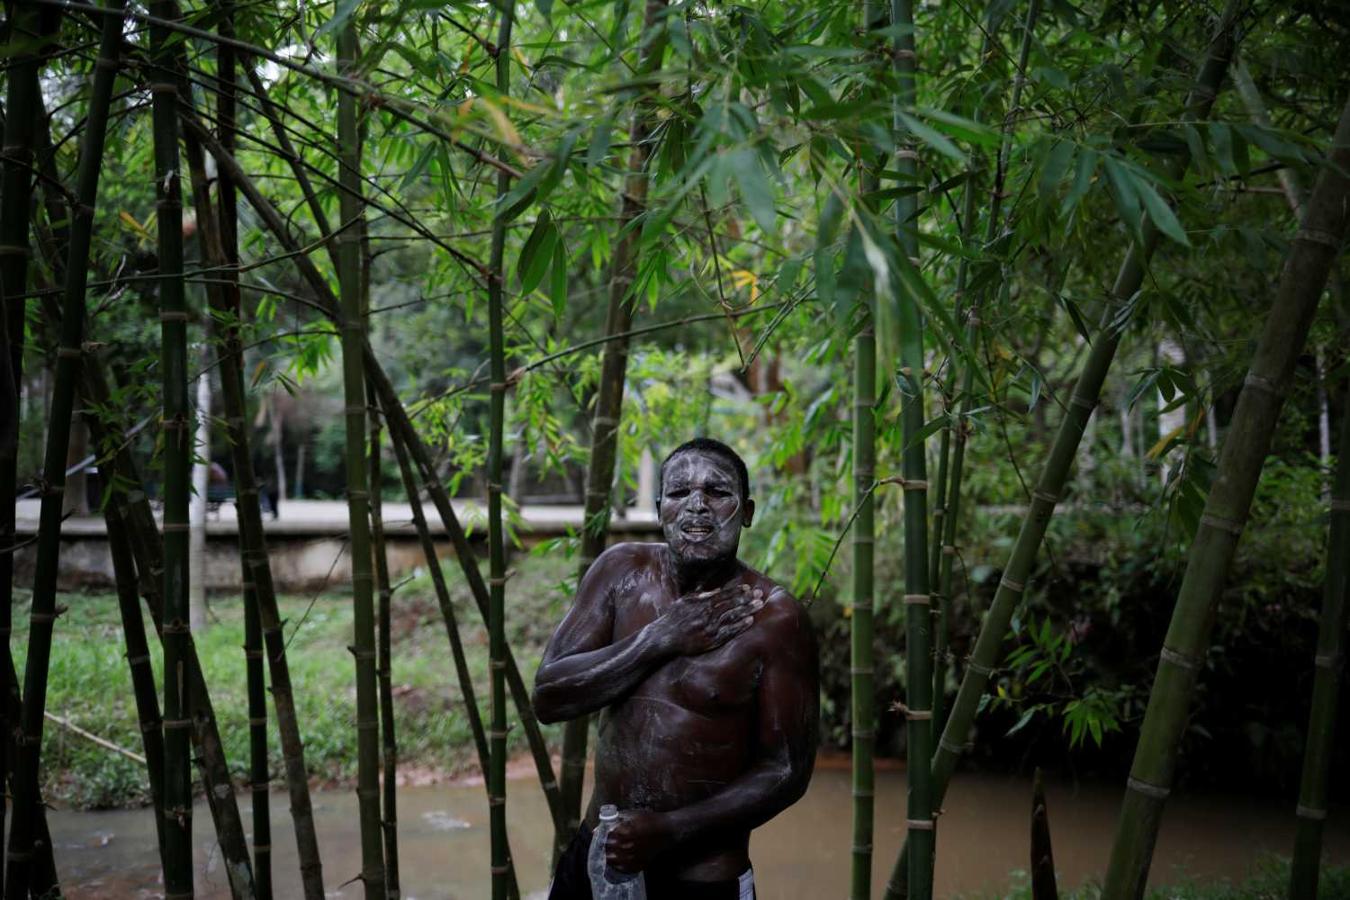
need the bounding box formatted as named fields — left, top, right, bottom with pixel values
left=5, top=0, right=1350, bottom=890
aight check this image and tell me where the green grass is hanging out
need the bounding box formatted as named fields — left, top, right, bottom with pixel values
left=16, top=551, right=575, bottom=809
left=981, top=858, right=1350, bottom=900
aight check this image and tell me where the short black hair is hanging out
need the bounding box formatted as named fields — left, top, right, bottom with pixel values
left=659, top=437, right=751, bottom=504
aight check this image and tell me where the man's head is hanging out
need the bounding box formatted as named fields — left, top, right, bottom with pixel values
left=658, top=438, right=755, bottom=565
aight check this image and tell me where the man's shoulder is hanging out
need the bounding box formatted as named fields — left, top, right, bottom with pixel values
left=588, top=541, right=663, bottom=575
left=742, top=570, right=813, bottom=643
left=596, top=540, right=663, bottom=562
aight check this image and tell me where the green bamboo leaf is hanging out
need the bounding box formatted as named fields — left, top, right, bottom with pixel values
left=495, top=160, right=551, bottom=223
left=586, top=114, right=614, bottom=168
left=1062, top=147, right=1097, bottom=215
left=897, top=110, right=966, bottom=163
left=1039, top=139, right=1075, bottom=203
left=1056, top=294, right=1093, bottom=344
left=1103, top=155, right=1141, bottom=235
left=1208, top=123, right=1236, bottom=175
left=518, top=211, right=557, bottom=294
left=535, top=0, right=553, bottom=21
left=729, top=149, right=777, bottom=234
left=817, top=189, right=846, bottom=250
left=917, top=106, right=1000, bottom=145
left=316, top=0, right=362, bottom=38
left=1133, top=173, right=1190, bottom=246
left=1235, top=123, right=1307, bottom=164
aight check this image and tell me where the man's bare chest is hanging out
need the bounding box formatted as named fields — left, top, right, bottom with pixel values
left=614, top=589, right=763, bottom=717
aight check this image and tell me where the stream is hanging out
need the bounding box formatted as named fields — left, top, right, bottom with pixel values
left=48, top=764, right=1349, bottom=898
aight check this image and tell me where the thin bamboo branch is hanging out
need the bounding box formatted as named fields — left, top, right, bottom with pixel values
left=38, top=0, right=526, bottom=178
left=935, top=0, right=1041, bottom=757
left=368, top=407, right=401, bottom=899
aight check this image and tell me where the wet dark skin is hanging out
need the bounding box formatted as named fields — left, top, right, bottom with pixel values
left=533, top=450, right=819, bottom=883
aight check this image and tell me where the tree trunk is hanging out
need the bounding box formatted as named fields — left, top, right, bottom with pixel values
left=883, top=8, right=1240, bottom=895
left=190, top=352, right=211, bottom=632
left=559, top=0, right=672, bottom=852
left=272, top=399, right=287, bottom=508
left=1101, top=90, right=1350, bottom=900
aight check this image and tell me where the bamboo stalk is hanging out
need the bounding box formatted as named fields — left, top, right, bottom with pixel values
left=0, top=654, right=60, bottom=897
left=881, top=7, right=1241, bottom=896
left=0, top=6, right=59, bottom=894
left=5, top=4, right=122, bottom=896
left=383, top=415, right=523, bottom=894
left=156, top=30, right=325, bottom=899
left=1102, top=91, right=1350, bottom=900
left=890, top=2, right=936, bottom=897
left=559, top=0, right=672, bottom=852
left=1235, top=51, right=1346, bottom=900
left=1290, top=376, right=1350, bottom=898
left=83, top=360, right=257, bottom=899
left=107, top=503, right=170, bottom=867
left=850, top=8, right=885, bottom=896
left=368, top=408, right=402, bottom=899
left=336, top=14, right=385, bottom=895
left=147, top=0, right=195, bottom=892
left=183, top=111, right=568, bottom=838
left=849, top=228, right=878, bottom=900
left=487, top=5, right=517, bottom=898
left=213, top=4, right=273, bottom=895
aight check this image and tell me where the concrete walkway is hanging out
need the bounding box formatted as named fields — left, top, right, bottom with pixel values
left=14, top=498, right=660, bottom=537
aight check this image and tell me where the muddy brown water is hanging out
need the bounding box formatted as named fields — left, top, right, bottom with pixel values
left=49, top=765, right=1349, bottom=898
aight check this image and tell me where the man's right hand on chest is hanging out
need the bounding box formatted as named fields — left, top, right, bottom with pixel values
left=648, top=584, right=765, bottom=656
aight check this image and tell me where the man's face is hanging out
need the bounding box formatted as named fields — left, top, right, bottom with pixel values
left=659, top=451, right=748, bottom=565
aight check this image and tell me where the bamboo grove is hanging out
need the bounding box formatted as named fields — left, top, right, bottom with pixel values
left=1, top=0, right=1348, bottom=897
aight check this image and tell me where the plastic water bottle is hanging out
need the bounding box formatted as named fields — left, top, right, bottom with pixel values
left=587, top=804, right=647, bottom=899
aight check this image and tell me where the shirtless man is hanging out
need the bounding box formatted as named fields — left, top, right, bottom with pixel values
left=534, top=438, right=819, bottom=900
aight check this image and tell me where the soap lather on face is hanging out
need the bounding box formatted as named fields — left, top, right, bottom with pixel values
left=658, top=450, right=752, bottom=566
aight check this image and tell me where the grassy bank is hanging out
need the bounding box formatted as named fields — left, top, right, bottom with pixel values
left=15, top=552, right=574, bottom=809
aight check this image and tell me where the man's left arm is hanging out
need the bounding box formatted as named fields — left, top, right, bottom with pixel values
left=607, top=595, right=819, bottom=871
